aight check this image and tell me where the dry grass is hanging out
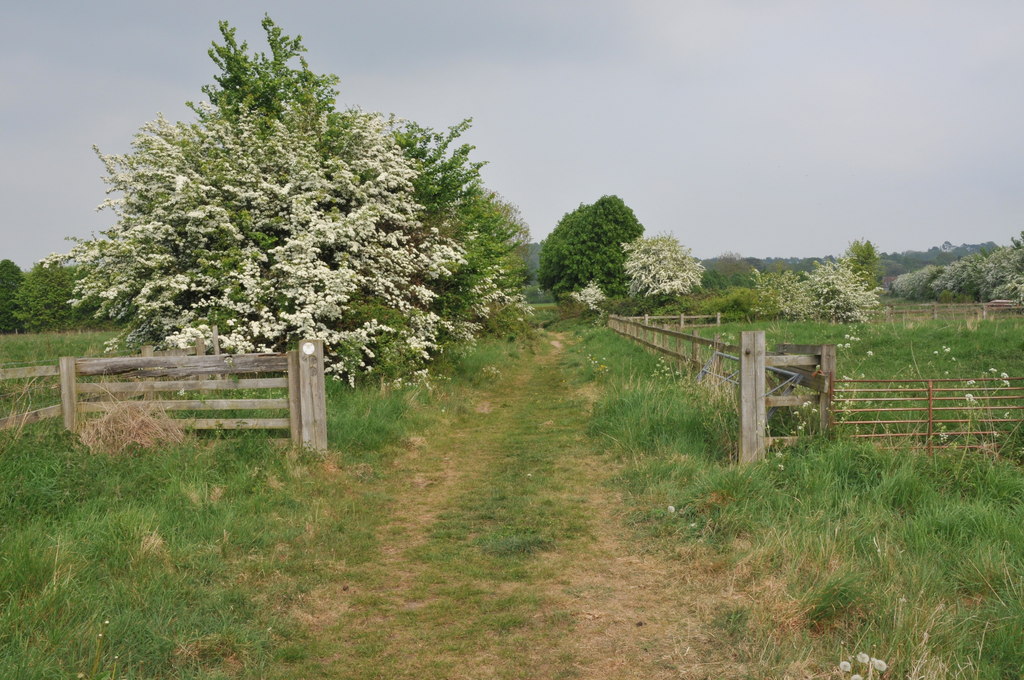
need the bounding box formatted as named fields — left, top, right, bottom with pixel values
left=78, top=400, right=185, bottom=454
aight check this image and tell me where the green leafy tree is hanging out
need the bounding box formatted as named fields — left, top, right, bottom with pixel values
left=14, top=263, right=95, bottom=332
left=0, top=259, right=24, bottom=332
left=396, top=121, right=530, bottom=340
left=538, top=195, right=644, bottom=299
left=752, top=269, right=812, bottom=320
left=844, top=239, right=882, bottom=289
left=193, top=14, right=339, bottom=135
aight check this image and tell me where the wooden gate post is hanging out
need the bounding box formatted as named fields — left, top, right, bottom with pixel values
left=818, top=344, right=836, bottom=434
left=296, top=339, right=328, bottom=451
left=59, top=357, right=77, bottom=431
left=739, top=331, right=767, bottom=463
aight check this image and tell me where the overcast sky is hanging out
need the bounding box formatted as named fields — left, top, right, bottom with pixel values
left=3, top=1, right=1024, bottom=268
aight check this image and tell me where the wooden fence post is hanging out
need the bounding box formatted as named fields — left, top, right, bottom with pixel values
left=297, top=339, right=327, bottom=451
left=739, top=331, right=766, bottom=463
left=716, top=312, right=721, bottom=326
left=211, top=325, right=221, bottom=355
left=691, top=329, right=700, bottom=368
left=711, top=334, right=722, bottom=378
left=195, top=338, right=206, bottom=356
left=818, top=344, right=836, bottom=434
left=59, top=357, right=77, bottom=431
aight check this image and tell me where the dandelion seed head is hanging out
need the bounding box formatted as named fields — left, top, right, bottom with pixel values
left=839, top=661, right=852, bottom=672
left=871, top=658, right=888, bottom=672
left=856, top=652, right=870, bottom=664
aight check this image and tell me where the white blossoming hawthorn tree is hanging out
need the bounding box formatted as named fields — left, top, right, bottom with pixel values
left=568, top=281, right=607, bottom=313
left=805, top=259, right=880, bottom=323
left=891, top=265, right=942, bottom=301
left=622, top=235, right=704, bottom=298
left=50, top=17, right=529, bottom=383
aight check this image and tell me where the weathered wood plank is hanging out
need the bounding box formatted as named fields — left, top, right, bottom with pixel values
left=76, top=377, right=289, bottom=394
left=765, top=355, right=820, bottom=368
left=179, top=418, right=291, bottom=430
left=765, top=395, right=814, bottom=408
left=608, top=323, right=739, bottom=353
left=0, top=404, right=62, bottom=430
left=739, top=331, right=767, bottom=463
left=0, top=365, right=59, bottom=380
left=297, top=339, right=328, bottom=451
left=78, top=398, right=289, bottom=413
left=767, top=435, right=801, bottom=446
left=775, top=343, right=827, bottom=355
left=75, top=353, right=288, bottom=377
left=59, top=357, right=77, bottom=431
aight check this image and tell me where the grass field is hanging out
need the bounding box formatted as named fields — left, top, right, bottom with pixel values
left=709, top=317, right=1024, bottom=380
left=2, top=319, right=1023, bottom=678
left=0, top=331, right=454, bottom=678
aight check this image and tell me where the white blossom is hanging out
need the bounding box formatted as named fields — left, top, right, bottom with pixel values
left=622, top=234, right=704, bottom=297
left=569, top=281, right=607, bottom=313
left=52, top=107, right=466, bottom=381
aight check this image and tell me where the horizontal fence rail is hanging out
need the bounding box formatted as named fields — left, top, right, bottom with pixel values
left=1, top=337, right=328, bottom=450
left=869, top=303, right=1023, bottom=324
left=834, top=377, right=1024, bottom=454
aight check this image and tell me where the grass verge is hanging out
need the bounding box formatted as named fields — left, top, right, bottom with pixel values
left=0, top=337, right=520, bottom=678
left=572, top=323, right=1024, bottom=679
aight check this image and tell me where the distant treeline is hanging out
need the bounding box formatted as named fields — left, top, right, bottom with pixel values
left=524, top=240, right=997, bottom=292
left=0, top=260, right=112, bottom=333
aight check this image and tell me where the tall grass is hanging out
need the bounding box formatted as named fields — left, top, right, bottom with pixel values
left=573, top=323, right=1024, bottom=679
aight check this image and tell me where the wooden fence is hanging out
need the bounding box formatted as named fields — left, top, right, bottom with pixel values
left=608, top=316, right=834, bottom=462
left=869, top=302, right=1022, bottom=324
left=1, top=339, right=328, bottom=451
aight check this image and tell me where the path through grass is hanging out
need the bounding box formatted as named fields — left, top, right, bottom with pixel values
left=277, top=334, right=710, bottom=679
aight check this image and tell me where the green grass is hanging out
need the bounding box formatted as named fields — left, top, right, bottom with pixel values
left=0, top=335, right=526, bottom=678
left=0, top=330, right=117, bottom=365
left=573, top=323, right=1024, bottom=679
left=708, top=317, right=1024, bottom=380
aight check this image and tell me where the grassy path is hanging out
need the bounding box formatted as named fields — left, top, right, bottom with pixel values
left=281, top=333, right=710, bottom=679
